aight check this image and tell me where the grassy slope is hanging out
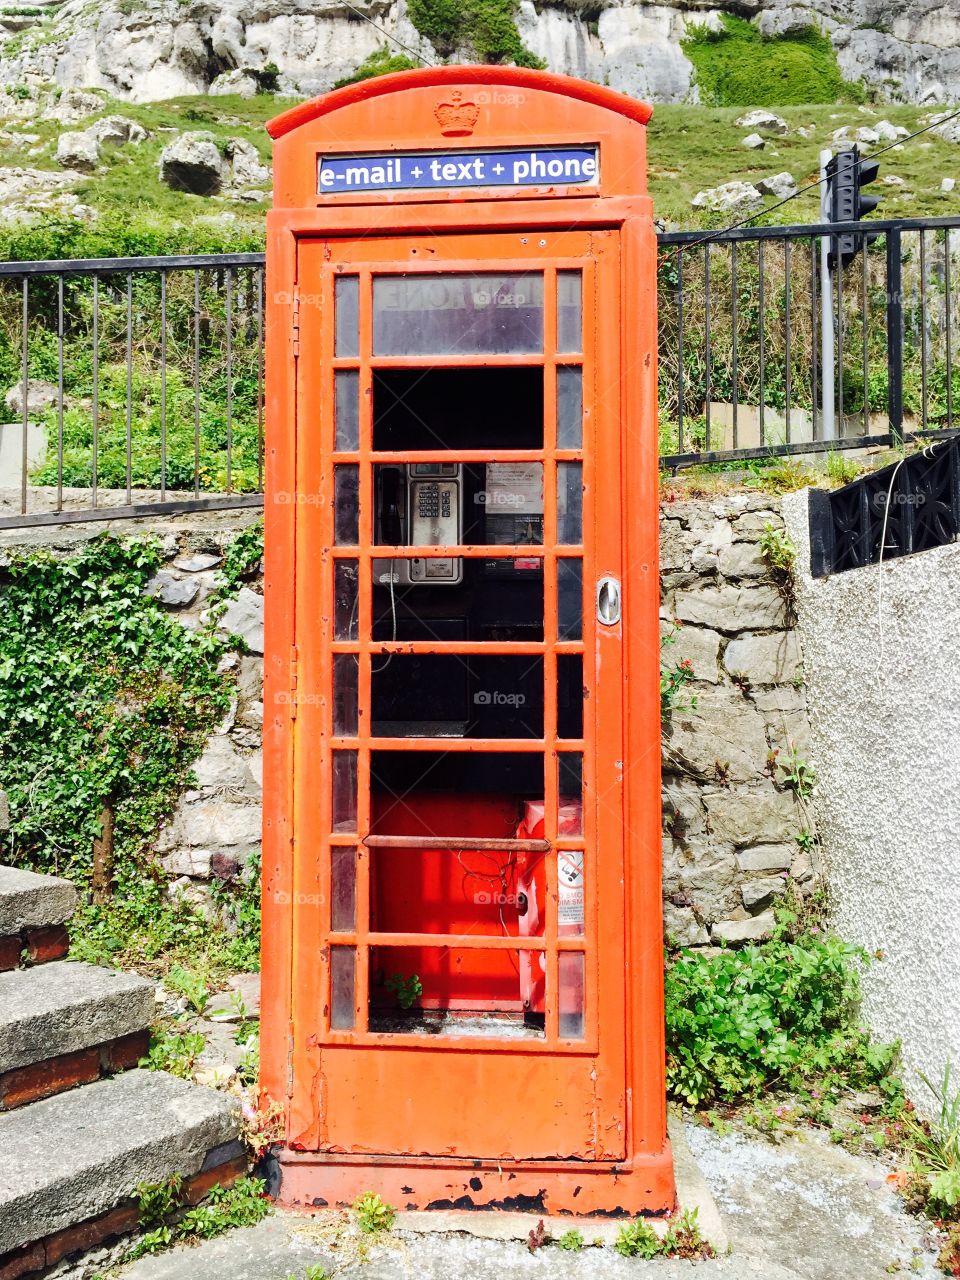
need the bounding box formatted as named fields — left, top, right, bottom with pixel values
left=647, top=102, right=958, bottom=227
left=0, top=91, right=956, bottom=244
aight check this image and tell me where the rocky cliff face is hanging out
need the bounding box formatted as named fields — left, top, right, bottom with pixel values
left=0, top=0, right=958, bottom=106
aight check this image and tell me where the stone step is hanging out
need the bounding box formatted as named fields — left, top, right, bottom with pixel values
left=0, top=960, right=155, bottom=1109
left=0, top=1069, right=243, bottom=1274
left=0, top=864, right=76, bottom=971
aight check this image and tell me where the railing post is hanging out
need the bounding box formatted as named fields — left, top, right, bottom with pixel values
left=886, top=228, right=904, bottom=446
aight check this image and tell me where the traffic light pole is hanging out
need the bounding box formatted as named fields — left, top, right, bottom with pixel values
left=819, top=149, right=836, bottom=441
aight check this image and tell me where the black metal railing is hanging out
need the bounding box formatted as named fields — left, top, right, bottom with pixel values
left=0, top=253, right=265, bottom=530
left=0, top=215, right=958, bottom=530
left=658, top=215, right=960, bottom=467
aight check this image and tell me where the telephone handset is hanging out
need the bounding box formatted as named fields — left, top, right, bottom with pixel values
left=374, top=463, right=464, bottom=586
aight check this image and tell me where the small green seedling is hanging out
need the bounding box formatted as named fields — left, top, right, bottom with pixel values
left=557, top=1228, right=584, bottom=1251
left=352, top=1191, right=396, bottom=1234
left=385, top=972, right=422, bottom=1010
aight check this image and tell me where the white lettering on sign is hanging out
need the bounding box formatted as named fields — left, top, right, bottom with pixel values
left=317, top=146, right=600, bottom=195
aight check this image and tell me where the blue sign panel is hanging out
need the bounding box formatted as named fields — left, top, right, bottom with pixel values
left=317, top=146, right=599, bottom=195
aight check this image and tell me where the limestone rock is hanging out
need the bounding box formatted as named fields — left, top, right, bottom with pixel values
left=192, top=734, right=259, bottom=794
left=660, top=621, right=721, bottom=684
left=663, top=902, right=709, bottom=947
left=742, top=132, right=765, bottom=149
left=741, top=875, right=787, bottom=911
left=144, top=570, right=200, bottom=608
left=711, top=911, right=776, bottom=944
left=41, top=89, right=104, bottom=125
left=55, top=129, right=100, bottom=172
left=664, top=686, right=770, bottom=782
left=705, top=786, right=799, bottom=847
left=4, top=378, right=58, bottom=419
left=216, top=587, right=264, bottom=654
left=174, top=551, right=221, bottom=572
left=158, top=131, right=224, bottom=196
left=943, top=177, right=957, bottom=192
left=735, top=109, right=788, bottom=135
left=736, top=844, right=795, bottom=873
left=691, top=181, right=764, bottom=215
left=89, top=114, right=148, bottom=145
left=210, top=69, right=258, bottom=98
left=675, top=583, right=785, bottom=632
left=225, top=137, right=270, bottom=188
left=756, top=171, right=797, bottom=199
left=718, top=539, right=768, bottom=579
left=724, top=631, right=802, bottom=685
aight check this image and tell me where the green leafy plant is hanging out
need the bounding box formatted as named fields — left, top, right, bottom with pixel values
left=614, top=1218, right=662, bottom=1259
left=352, top=1191, right=396, bottom=1234
left=556, top=1228, right=584, bottom=1251
left=334, top=44, right=419, bottom=88
left=904, top=1065, right=960, bottom=1216
left=660, top=624, right=698, bottom=716
left=826, top=451, right=861, bottom=487
left=758, top=523, right=797, bottom=575
left=136, top=1174, right=185, bottom=1226
left=177, top=1178, right=272, bottom=1239
left=780, top=747, right=817, bottom=800
left=139, top=1026, right=206, bottom=1079
left=385, top=972, right=423, bottom=1011
left=165, top=965, right=211, bottom=1015
left=664, top=913, right=899, bottom=1108
left=406, top=0, right=543, bottom=66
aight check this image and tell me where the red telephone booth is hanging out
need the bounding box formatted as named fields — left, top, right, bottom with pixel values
left=261, top=66, right=673, bottom=1216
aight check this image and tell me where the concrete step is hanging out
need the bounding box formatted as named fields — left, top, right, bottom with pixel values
left=0, top=864, right=76, bottom=971
left=0, top=1069, right=243, bottom=1274
left=0, top=960, right=155, bottom=1109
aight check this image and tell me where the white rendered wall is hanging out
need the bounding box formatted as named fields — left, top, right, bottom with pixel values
left=783, top=489, right=960, bottom=1115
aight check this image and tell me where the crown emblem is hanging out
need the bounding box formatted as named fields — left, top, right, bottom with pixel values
left=434, top=89, right=479, bottom=137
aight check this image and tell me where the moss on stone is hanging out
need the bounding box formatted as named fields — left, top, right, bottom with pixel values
left=683, top=15, right=864, bottom=108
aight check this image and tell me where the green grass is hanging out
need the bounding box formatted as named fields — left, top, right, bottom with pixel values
left=682, top=15, right=860, bottom=108
left=646, top=102, right=958, bottom=226
left=0, top=87, right=953, bottom=248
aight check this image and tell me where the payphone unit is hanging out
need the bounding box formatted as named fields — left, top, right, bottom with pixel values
left=262, top=66, right=673, bottom=1218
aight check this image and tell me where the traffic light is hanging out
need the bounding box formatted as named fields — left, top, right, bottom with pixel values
left=826, top=148, right=880, bottom=269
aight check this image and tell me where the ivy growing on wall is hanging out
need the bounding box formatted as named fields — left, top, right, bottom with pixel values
left=0, top=534, right=257, bottom=974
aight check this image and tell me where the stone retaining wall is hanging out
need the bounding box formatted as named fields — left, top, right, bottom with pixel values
left=0, top=494, right=819, bottom=946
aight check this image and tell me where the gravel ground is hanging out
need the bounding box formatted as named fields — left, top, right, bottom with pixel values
left=116, top=1120, right=943, bottom=1280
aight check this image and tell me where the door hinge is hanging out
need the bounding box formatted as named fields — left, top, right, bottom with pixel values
left=291, top=286, right=301, bottom=358
left=289, top=643, right=299, bottom=720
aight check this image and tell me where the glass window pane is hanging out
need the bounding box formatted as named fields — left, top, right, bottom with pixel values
left=373, top=273, right=544, bottom=355
left=334, top=464, right=359, bottom=546
left=335, top=370, right=360, bottom=452
left=557, top=656, right=583, bottom=740
left=557, top=559, right=582, bottom=641
left=332, top=750, right=357, bottom=833
left=334, top=276, right=359, bottom=357
left=334, top=560, right=359, bottom=640
left=557, top=271, right=582, bottom=354
left=558, top=850, right=585, bottom=938
left=559, top=754, right=584, bottom=833
left=557, top=366, right=583, bottom=450
left=333, top=654, right=359, bottom=737
left=557, top=462, right=583, bottom=545
left=559, top=951, right=585, bottom=1038
left=331, top=846, right=357, bottom=933
left=330, top=947, right=356, bottom=1030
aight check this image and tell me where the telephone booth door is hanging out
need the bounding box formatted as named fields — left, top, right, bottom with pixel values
left=289, top=229, right=632, bottom=1186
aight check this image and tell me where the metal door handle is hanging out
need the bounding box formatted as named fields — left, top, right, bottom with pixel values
left=596, top=576, right=621, bottom=626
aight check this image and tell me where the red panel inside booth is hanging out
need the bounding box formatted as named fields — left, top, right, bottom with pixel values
left=369, top=793, right=544, bottom=1010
